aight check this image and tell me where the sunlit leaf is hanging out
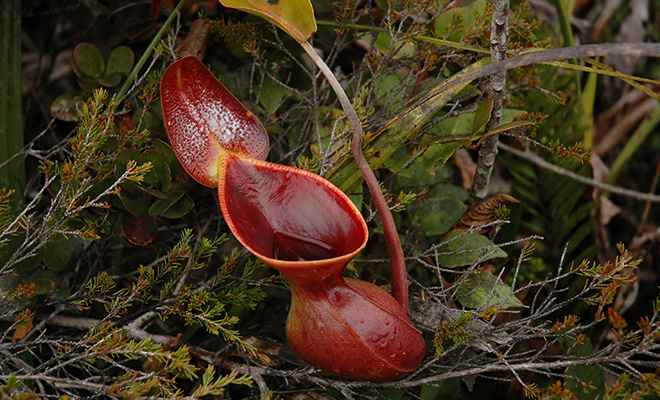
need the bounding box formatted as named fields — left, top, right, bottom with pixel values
left=218, top=0, right=317, bottom=42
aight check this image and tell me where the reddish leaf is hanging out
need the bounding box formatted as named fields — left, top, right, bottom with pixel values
left=121, top=214, right=158, bottom=246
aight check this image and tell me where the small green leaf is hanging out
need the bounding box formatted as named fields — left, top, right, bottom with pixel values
left=148, top=189, right=184, bottom=216
left=139, top=149, right=171, bottom=188
left=73, top=42, right=105, bottom=78
left=258, top=76, right=284, bottom=114
left=50, top=91, right=87, bottom=122
left=97, top=73, right=122, bottom=88
left=42, top=234, right=76, bottom=272
left=472, top=98, right=493, bottom=134
left=436, top=231, right=507, bottom=268
left=454, top=270, right=522, bottom=309
left=218, top=0, right=317, bottom=42
left=78, top=76, right=101, bottom=93
left=160, top=194, right=194, bottom=219
left=106, top=45, right=134, bottom=77
left=119, top=186, right=150, bottom=216
left=413, top=197, right=467, bottom=237
left=152, top=139, right=180, bottom=176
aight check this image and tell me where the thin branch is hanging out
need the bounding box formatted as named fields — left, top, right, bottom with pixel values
left=414, top=43, right=660, bottom=112
left=499, top=142, right=660, bottom=202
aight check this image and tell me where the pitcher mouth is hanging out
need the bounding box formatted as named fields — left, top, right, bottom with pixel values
left=216, top=154, right=368, bottom=269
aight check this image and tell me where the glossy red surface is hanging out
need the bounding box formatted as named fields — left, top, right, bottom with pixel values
left=217, top=155, right=426, bottom=380
left=160, top=56, right=269, bottom=187
left=286, top=274, right=427, bottom=381
left=218, top=155, right=367, bottom=266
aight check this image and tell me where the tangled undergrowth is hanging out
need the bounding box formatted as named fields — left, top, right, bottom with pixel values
left=3, top=0, right=660, bottom=398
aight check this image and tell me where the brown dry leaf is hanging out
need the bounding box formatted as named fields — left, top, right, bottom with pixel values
left=594, top=96, right=657, bottom=156
left=177, top=18, right=212, bottom=60
left=593, top=85, right=659, bottom=149
left=590, top=153, right=609, bottom=186
left=455, top=148, right=476, bottom=191
left=453, top=193, right=520, bottom=234
left=599, top=195, right=622, bottom=226
left=12, top=313, right=35, bottom=342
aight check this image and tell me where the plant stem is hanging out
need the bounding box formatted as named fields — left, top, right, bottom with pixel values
left=470, top=0, right=509, bottom=202
left=298, top=40, right=409, bottom=313
left=116, top=0, right=188, bottom=100
left=0, top=0, right=25, bottom=203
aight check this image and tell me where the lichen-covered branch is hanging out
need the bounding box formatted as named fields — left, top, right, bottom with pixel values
left=470, top=0, right=509, bottom=202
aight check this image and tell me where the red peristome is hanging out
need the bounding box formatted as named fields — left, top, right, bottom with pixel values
left=217, top=154, right=426, bottom=380
left=160, top=56, right=269, bottom=187
left=217, top=154, right=367, bottom=268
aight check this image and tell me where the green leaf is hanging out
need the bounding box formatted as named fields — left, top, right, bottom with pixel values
left=161, top=194, right=194, bottom=219
left=27, top=269, right=61, bottom=294
left=148, top=189, right=184, bottom=216
left=0, top=0, right=25, bottom=203
left=218, top=0, right=317, bottom=42
left=106, top=45, right=134, bottom=77
left=454, top=270, right=522, bottom=309
left=119, top=186, right=150, bottom=216
left=42, top=234, right=76, bottom=272
left=96, top=73, right=122, bottom=88
left=356, top=31, right=416, bottom=60
left=152, top=139, right=180, bottom=176
left=139, top=149, right=171, bottom=189
left=77, top=76, right=101, bottom=93
left=258, top=76, right=284, bottom=114
left=436, top=230, right=507, bottom=268
left=50, top=91, right=87, bottom=122
left=472, top=98, right=493, bottom=134
left=73, top=42, right=105, bottom=78
left=563, top=338, right=605, bottom=400
left=413, top=197, right=467, bottom=237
